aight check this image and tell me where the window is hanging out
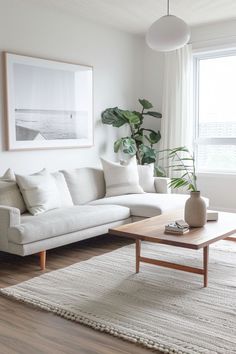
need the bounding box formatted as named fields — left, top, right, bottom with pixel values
left=194, top=51, right=236, bottom=173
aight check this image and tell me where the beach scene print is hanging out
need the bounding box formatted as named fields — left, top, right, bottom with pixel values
left=15, top=109, right=88, bottom=141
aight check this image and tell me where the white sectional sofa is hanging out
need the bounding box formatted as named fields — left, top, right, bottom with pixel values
left=0, top=167, right=190, bottom=269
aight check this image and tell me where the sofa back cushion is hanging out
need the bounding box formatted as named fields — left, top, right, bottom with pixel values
left=0, top=169, right=27, bottom=214
left=62, top=168, right=105, bottom=205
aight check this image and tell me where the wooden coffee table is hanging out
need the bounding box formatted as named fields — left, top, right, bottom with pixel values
left=109, top=211, right=236, bottom=287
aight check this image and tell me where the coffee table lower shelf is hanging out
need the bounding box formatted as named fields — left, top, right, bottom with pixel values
left=135, top=239, right=209, bottom=287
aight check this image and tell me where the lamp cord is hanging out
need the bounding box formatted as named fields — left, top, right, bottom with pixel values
left=167, top=0, right=170, bottom=15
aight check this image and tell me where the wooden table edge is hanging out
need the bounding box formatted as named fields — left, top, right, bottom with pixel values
left=109, top=228, right=236, bottom=250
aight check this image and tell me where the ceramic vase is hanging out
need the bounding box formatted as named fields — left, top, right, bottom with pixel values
left=184, top=191, right=207, bottom=227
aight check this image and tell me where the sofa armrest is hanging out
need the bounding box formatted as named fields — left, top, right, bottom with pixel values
left=154, top=177, right=171, bottom=194
left=0, top=206, right=21, bottom=251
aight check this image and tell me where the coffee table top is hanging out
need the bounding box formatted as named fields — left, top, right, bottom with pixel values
left=109, top=210, right=236, bottom=249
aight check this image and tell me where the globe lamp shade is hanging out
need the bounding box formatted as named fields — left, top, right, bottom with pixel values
left=146, top=15, right=191, bottom=52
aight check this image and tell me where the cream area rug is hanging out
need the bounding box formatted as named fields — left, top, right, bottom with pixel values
left=1, top=241, right=236, bottom=354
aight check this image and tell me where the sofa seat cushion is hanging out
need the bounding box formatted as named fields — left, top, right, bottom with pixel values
left=89, top=193, right=202, bottom=218
left=8, top=205, right=130, bottom=245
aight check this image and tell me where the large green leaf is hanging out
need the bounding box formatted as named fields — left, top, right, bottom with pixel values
left=132, top=111, right=143, bottom=128
left=101, top=107, right=127, bottom=127
left=123, top=111, right=140, bottom=125
left=140, top=144, right=156, bottom=164
left=113, top=137, right=137, bottom=156
left=149, top=130, right=161, bottom=144
left=142, top=130, right=161, bottom=145
left=122, top=137, right=137, bottom=155
left=145, top=111, right=162, bottom=118
left=138, top=99, right=153, bottom=110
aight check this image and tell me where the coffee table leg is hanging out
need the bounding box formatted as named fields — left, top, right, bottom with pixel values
left=136, top=239, right=141, bottom=273
left=203, top=246, right=209, bottom=287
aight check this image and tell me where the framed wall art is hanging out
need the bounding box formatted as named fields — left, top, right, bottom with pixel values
left=4, top=53, right=93, bottom=150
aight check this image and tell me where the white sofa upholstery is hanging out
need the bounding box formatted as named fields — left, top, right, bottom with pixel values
left=0, top=167, right=193, bottom=265
left=0, top=206, right=21, bottom=251
left=90, top=194, right=189, bottom=218
left=8, top=205, right=131, bottom=245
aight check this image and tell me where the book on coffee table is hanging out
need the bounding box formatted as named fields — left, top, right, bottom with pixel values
left=165, top=228, right=189, bottom=235
left=165, top=221, right=189, bottom=235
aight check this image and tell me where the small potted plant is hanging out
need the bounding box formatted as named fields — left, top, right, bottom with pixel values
left=166, top=147, right=207, bottom=227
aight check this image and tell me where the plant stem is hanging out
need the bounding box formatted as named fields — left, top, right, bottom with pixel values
left=192, top=152, right=197, bottom=191
left=130, top=123, right=141, bottom=164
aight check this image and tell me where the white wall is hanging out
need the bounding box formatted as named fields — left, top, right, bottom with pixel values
left=0, top=0, right=143, bottom=174
left=143, top=20, right=236, bottom=211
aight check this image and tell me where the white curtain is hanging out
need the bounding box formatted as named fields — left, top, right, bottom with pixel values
left=160, top=44, right=193, bottom=173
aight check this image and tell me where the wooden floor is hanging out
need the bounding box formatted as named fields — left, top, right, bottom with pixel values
left=0, top=235, right=160, bottom=354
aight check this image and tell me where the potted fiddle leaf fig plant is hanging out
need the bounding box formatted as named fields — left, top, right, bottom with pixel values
left=166, top=146, right=207, bottom=227
left=101, top=99, right=163, bottom=173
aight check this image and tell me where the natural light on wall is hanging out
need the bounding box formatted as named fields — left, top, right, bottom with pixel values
left=195, top=53, right=236, bottom=173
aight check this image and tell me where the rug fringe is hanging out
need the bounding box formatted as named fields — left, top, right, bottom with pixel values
left=0, top=288, right=182, bottom=354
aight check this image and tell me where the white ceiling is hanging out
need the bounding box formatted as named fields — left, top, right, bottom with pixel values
left=29, top=0, right=236, bottom=34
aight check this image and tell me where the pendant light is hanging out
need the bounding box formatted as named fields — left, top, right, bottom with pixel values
left=146, top=0, right=190, bottom=52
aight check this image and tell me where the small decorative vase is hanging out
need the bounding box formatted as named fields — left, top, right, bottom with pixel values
left=184, top=191, right=207, bottom=227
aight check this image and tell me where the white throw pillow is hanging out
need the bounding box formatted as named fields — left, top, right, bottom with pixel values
left=52, top=172, right=73, bottom=207
left=16, top=169, right=61, bottom=215
left=137, top=164, right=156, bottom=193
left=101, top=157, right=144, bottom=197
left=0, top=169, right=27, bottom=214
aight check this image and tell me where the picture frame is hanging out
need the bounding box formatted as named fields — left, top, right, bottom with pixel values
left=4, top=52, right=93, bottom=150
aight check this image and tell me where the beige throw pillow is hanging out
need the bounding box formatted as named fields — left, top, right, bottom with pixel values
left=101, top=157, right=144, bottom=197
left=16, top=169, right=61, bottom=215
left=137, top=164, right=156, bottom=193
left=0, top=169, right=27, bottom=214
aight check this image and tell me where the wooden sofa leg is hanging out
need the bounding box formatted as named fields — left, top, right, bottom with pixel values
left=39, top=251, right=46, bottom=270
